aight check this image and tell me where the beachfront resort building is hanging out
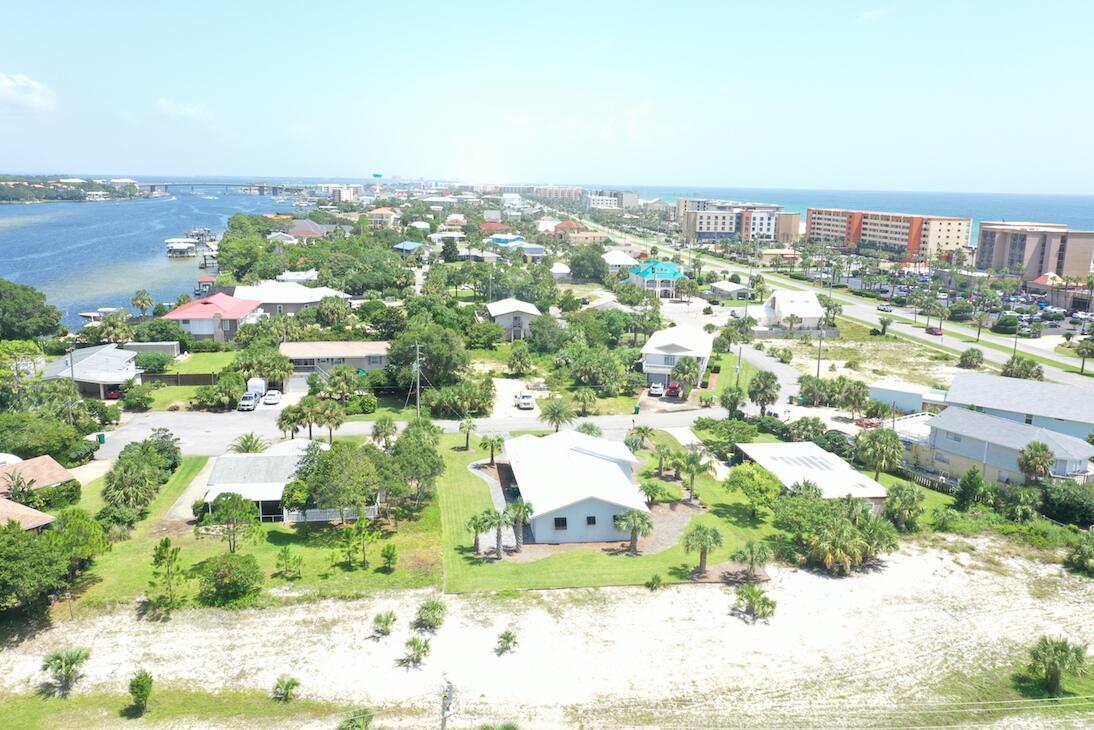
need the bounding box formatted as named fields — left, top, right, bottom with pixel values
left=641, top=326, right=713, bottom=386
left=805, top=208, right=971, bottom=262
left=974, top=222, right=1094, bottom=283
left=674, top=199, right=798, bottom=244
left=503, top=431, right=648, bottom=544
left=628, top=260, right=684, bottom=298
left=41, top=343, right=142, bottom=398
left=583, top=189, right=639, bottom=212
left=485, top=298, right=541, bottom=340
left=163, top=292, right=263, bottom=342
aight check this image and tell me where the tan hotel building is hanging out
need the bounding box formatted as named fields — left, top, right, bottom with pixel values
left=806, top=208, right=971, bottom=262
left=975, top=222, right=1094, bottom=282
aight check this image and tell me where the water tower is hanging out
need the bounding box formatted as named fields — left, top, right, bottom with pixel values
left=372, top=172, right=383, bottom=196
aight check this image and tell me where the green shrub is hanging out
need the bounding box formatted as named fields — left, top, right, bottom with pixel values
left=645, top=573, right=663, bottom=591
left=414, top=598, right=447, bottom=631
left=1040, top=480, right=1094, bottom=526
left=134, top=352, right=174, bottom=373
left=128, top=669, right=153, bottom=714
left=198, top=552, right=264, bottom=606
left=35, top=479, right=81, bottom=509
left=121, top=383, right=155, bottom=410
left=373, top=610, right=396, bottom=636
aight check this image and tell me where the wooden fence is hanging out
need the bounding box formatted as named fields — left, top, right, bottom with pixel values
left=142, top=372, right=218, bottom=387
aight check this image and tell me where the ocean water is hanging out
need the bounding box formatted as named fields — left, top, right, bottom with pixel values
left=0, top=190, right=281, bottom=330
left=622, top=186, right=1094, bottom=242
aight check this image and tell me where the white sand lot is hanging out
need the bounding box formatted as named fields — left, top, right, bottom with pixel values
left=1, top=536, right=1090, bottom=728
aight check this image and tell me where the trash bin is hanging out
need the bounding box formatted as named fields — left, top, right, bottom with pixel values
left=633, top=404, right=640, bottom=415
left=96, top=432, right=106, bottom=444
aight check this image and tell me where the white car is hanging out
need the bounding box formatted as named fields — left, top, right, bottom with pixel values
left=513, top=392, right=536, bottom=410
left=648, top=382, right=665, bottom=397
left=262, top=389, right=282, bottom=405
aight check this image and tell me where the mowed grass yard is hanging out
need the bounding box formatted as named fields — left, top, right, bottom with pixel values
left=439, top=430, right=783, bottom=593
left=166, top=351, right=237, bottom=374
left=148, top=385, right=200, bottom=410
left=76, top=453, right=443, bottom=610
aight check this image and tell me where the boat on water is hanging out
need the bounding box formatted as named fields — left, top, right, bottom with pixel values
left=77, top=307, right=126, bottom=323
left=165, top=237, right=199, bottom=257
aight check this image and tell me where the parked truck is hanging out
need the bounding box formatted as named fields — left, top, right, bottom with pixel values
left=246, top=377, right=267, bottom=397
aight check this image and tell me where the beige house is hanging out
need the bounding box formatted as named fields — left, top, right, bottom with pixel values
left=279, top=341, right=390, bottom=374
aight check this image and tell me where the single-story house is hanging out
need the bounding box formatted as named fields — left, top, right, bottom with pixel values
left=42, top=343, right=143, bottom=398
left=603, top=249, right=639, bottom=274
left=393, top=240, right=425, bottom=257
left=454, top=247, right=499, bottom=264
left=641, top=326, right=713, bottom=386
left=910, top=406, right=1094, bottom=485
left=503, top=431, right=648, bottom=543
left=204, top=440, right=329, bottom=521
left=479, top=221, right=509, bottom=233
left=761, top=290, right=824, bottom=329
left=536, top=217, right=560, bottom=234
left=0, top=455, right=76, bottom=497
left=279, top=341, right=390, bottom=374
left=629, top=260, right=684, bottom=298
left=868, top=378, right=947, bottom=415
left=550, top=262, right=571, bottom=281
left=943, top=372, right=1094, bottom=441
left=428, top=230, right=466, bottom=245
left=408, top=220, right=432, bottom=232
left=486, top=298, right=541, bottom=340
left=736, top=441, right=888, bottom=508
left=163, top=292, right=263, bottom=342
left=756, top=248, right=802, bottom=267
left=444, top=213, right=467, bottom=228
left=566, top=231, right=610, bottom=245
left=276, top=269, right=319, bottom=283
left=233, top=281, right=348, bottom=317
left=287, top=219, right=339, bottom=241
left=0, top=497, right=55, bottom=531
left=709, top=280, right=752, bottom=300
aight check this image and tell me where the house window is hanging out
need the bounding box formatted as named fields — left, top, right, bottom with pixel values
left=181, top=319, right=190, bottom=325
left=1024, top=414, right=1033, bottom=424
left=945, top=431, right=961, bottom=442
left=554, top=517, right=568, bottom=530
left=935, top=452, right=950, bottom=464
left=277, top=304, right=284, bottom=314
left=222, top=320, right=231, bottom=331
left=586, top=515, right=596, bottom=526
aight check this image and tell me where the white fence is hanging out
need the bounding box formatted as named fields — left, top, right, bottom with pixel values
left=283, top=506, right=379, bottom=524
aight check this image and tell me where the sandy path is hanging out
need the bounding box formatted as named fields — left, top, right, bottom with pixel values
left=1, top=537, right=1090, bottom=728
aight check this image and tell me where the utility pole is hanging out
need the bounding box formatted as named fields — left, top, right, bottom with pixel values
left=415, top=342, right=421, bottom=419
left=66, top=347, right=76, bottom=425
left=440, top=675, right=455, bottom=730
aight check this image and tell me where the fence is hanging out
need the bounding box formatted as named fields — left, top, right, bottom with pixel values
left=142, top=372, right=218, bottom=386
left=282, top=506, right=379, bottom=524
left=754, top=326, right=840, bottom=341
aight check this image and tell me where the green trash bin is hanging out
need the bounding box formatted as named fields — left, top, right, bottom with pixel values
left=633, top=404, right=640, bottom=415
left=96, top=432, right=106, bottom=444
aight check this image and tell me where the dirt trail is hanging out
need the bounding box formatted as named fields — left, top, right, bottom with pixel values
left=1, top=537, right=1090, bottom=728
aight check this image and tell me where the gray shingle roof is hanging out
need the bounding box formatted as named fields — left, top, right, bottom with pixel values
left=930, top=407, right=1094, bottom=461
left=945, top=373, right=1094, bottom=425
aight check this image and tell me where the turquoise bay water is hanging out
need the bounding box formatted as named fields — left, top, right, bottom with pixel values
left=0, top=190, right=279, bottom=329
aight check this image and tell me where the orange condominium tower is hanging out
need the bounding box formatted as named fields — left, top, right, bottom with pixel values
left=806, top=208, right=971, bottom=262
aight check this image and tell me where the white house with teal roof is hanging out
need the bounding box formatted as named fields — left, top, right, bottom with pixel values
left=628, top=260, right=683, bottom=298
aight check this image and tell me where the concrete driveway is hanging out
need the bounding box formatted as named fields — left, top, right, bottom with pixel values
left=491, top=377, right=540, bottom=420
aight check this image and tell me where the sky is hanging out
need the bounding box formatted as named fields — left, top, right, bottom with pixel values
left=2, top=1, right=1093, bottom=194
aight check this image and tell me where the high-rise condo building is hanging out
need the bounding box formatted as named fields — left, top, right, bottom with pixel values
left=675, top=199, right=796, bottom=243
left=975, top=222, right=1094, bottom=281
left=583, top=189, right=640, bottom=211
left=806, top=208, right=971, bottom=262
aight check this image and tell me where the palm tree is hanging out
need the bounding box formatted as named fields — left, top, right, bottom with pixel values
left=277, top=406, right=304, bottom=439
left=973, top=311, right=991, bottom=342
left=653, top=444, right=674, bottom=478
left=613, top=509, right=653, bottom=555
left=298, top=397, right=323, bottom=440
left=479, top=434, right=504, bottom=466
left=735, top=584, right=776, bottom=619
left=1075, top=338, right=1094, bottom=375
left=102, top=460, right=158, bottom=509
left=841, top=380, right=870, bottom=421
left=639, top=480, right=662, bottom=506
left=229, top=432, right=270, bottom=453
left=670, top=357, right=700, bottom=396
left=683, top=523, right=723, bottom=575
left=42, top=647, right=91, bottom=695
left=482, top=509, right=507, bottom=560
left=884, top=481, right=926, bottom=531
left=371, top=415, right=397, bottom=450
left=465, top=512, right=489, bottom=554
left=459, top=416, right=476, bottom=450
left=131, top=289, right=153, bottom=319
left=784, top=313, right=802, bottom=332
left=858, top=514, right=898, bottom=560
left=1017, top=441, right=1054, bottom=484
left=807, top=518, right=867, bottom=575
left=731, top=540, right=773, bottom=578
left=747, top=370, right=780, bottom=416
left=539, top=397, right=575, bottom=432
left=505, top=500, right=534, bottom=552
left=4, top=470, right=38, bottom=507
left=573, top=387, right=597, bottom=416
left=1027, top=635, right=1088, bottom=695
left=630, top=425, right=655, bottom=449
left=855, top=427, right=903, bottom=480
left=680, top=448, right=712, bottom=503
left=317, top=400, right=346, bottom=444
left=719, top=386, right=744, bottom=415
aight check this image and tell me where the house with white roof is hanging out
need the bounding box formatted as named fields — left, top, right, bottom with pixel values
left=761, top=290, right=824, bottom=329
left=641, top=326, right=713, bottom=386
left=908, top=406, right=1094, bottom=485
left=267, top=231, right=299, bottom=246
left=233, top=281, right=348, bottom=316
left=276, top=269, right=319, bottom=283
left=503, top=431, right=648, bottom=543
left=486, top=298, right=541, bottom=340
left=709, top=280, right=752, bottom=300
left=603, top=249, right=639, bottom=274
left=550, top=261, right=571, bottom=281
left=736, top=441, right=888, bottom=508
left=943, top=372, right=1094, bottom=441
left=42, top=343, right=142, bottom=398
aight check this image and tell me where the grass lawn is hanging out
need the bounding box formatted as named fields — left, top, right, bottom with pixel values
left=74, top=475, right=107, bottom=516
left=167, top=351, right=237, bottom=374
left=148, top=385, right=200, bottom=410
left=2, top=688, right=364, bottom=729
left=594, top=394, right=638, bottom=415
left=872, top=471, right=954, bottom=527
left=439, top=431, right=783, bottom=593
left=468, top=343, right=553, bottom=375
left=76, top=451, right=443, bottom=610
left=345, top=394, right=418, bottom=422
left=707, top=351, right=758, bottom=396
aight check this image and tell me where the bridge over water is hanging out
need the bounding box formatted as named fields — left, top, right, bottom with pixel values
left=138, top=181, right=307, bottom=195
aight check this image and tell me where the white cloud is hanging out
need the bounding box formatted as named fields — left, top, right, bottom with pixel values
left=0, top=72, right=57, bottom=112
left=156, top=97, right=212, bottom=123
left=857, top=6, right=895, bottom=23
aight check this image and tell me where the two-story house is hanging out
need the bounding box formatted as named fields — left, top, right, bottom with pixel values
left=486, top=298, right=541, bottom=340
left=640, top=326, right=713, bottom=386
